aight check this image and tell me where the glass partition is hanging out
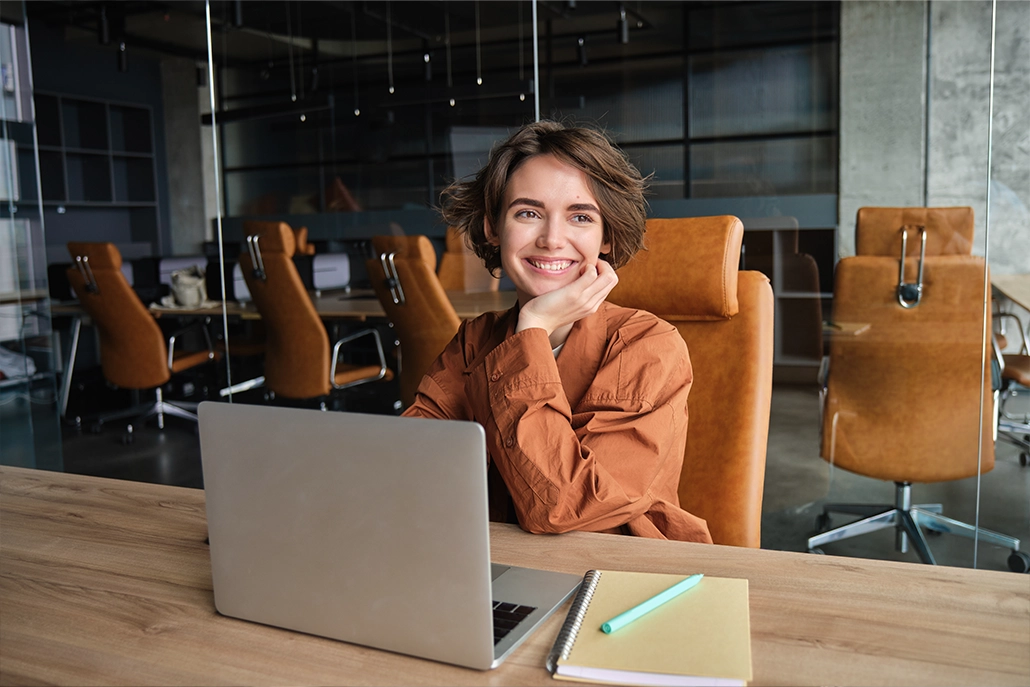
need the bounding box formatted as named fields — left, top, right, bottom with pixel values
left=0, top=2, right=62, bottom=470
left=11, top=0, right=1018, bottom=571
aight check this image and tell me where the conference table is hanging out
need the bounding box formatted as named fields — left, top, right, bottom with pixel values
left=148, top=288, right=519, bottom=322
left=52, top=289, right=518, bottom=418
left=1, top=466, right=1027, bottom=686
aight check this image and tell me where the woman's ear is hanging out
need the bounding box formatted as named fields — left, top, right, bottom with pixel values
left=484, top=217, right=501, bottom=246
left=600, top=239, right=613, bottom=256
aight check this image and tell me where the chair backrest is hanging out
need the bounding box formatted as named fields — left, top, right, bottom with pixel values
left=370, top=234, right=438, bottom=273
left=856, top=206, right=974, bottom=257
left=437, top=226, right=500, bottom=293
left=608, top=216, right=774, bottom=548
left=66, top=242, right=171, bottom=390
left=822, top=253, right=994, bottom=482
left=367, top=235, right=461, bottom=408
left=240, top=221, right=330, bottom=399
left=293, top=226, right=316, bottom=256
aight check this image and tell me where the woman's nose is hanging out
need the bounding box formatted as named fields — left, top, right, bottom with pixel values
left=536, top=218, right=567, bottom=249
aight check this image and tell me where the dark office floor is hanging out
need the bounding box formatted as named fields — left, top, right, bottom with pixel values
left=60, top=382, right=1030, bottom=574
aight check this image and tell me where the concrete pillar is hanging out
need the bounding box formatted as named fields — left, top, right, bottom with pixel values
left=160, top=58, right=207, bottom=255
left=838, top=1, right=929, bottom=259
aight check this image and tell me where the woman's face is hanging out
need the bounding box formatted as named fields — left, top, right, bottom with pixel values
left=485, top=154, right=611, bottom=307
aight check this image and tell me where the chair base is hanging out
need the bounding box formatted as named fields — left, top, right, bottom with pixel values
left=807, top=482, right=1023, bottom=568
left=88, top=387, right=198, bottom=432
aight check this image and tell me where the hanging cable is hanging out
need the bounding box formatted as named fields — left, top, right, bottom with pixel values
left=445, top=5, right=453, bottom=89
left=285, top=1, right=296, bottom=101
left=351, top=9, right=360, bottom=115
left=518, top=1, right=524, bottom=81
left=387, top=0, right=395, bottom=94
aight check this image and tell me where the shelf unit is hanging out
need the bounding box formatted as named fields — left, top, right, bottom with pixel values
left=28, top=92, right=160, bottom=258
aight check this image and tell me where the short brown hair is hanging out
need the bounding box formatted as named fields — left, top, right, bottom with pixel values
left=439, top=121, right=649, bottom=273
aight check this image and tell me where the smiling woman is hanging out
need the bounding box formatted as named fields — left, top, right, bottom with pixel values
left=403, top=121, right=712, bottom=545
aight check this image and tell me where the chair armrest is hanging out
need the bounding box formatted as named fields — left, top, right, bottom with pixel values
left=330, top=327, right=389, bottom=390
left=167, top=317, right=216, bottom=371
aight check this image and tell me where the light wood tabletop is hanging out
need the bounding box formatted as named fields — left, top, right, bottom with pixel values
left=1, top=466, right=1027, bottom=687
left=993, top=274, right=1030, bottom=313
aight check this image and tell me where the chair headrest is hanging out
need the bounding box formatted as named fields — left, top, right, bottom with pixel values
left=243, top=221, right=296, bottom=257
left=445, top=226, right=466, bottom=254
left=609, top=216, right=743, bottom=321
left=371, top=234, right=438, bottom=273
left=67, top=242, right=122, bottom=269
left=856, top=206, right=974, bottom=256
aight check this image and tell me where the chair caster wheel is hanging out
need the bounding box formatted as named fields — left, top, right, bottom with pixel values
left=815, top=513, right=831, bottom=532
left=122, top=425, right=134, bottom=445
left=89, top=422, right=103, bottom=434
left=808, top=547, right=825, bottom=555
left=1008, top=551, right=1030, bottom=574
left=1020, top=452, right=1028, bottom=467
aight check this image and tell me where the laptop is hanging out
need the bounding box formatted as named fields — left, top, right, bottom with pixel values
left=198, top=401, right=582, bottom=670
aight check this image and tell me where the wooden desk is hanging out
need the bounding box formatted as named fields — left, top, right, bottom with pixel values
left=1, top=467, right=1027, bottom=686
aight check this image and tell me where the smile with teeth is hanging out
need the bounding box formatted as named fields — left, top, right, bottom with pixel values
left=527, top=258, right=574, bottom=271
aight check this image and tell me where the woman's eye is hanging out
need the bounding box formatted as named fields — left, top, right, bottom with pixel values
left=514, top=209, right=539, bottom=219
left=572, top=214, right=594, bottom=223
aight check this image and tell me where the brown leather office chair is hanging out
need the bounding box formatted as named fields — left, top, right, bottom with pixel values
left=437, top=227, right=501, bottom=293
left=367, top=235, right=462, bottom=409
left=66, top=242, right=218, bottom=433
left=808, top=207, right=1027, bottom=571
left=239, top=221, right=391, bottom=408
left=608, top=216, right=775, bottom=548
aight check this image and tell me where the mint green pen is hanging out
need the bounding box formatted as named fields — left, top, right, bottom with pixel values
left=600, top=574, right=704, bottom=634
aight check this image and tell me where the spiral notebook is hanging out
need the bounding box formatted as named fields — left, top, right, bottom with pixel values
left=546, top=570, right=752, bottom=686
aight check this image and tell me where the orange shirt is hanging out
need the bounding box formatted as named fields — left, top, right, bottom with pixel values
left=402, top=301, right=712, bottom=544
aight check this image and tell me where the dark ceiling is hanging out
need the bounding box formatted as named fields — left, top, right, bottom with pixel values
left=22, top=1, right=675, bottom=66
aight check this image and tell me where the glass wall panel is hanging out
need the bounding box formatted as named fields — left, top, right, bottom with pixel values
left=0, top=4, right=62, bottom=471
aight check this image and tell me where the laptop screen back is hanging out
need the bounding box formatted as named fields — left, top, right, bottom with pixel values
left=199, top=402, right=498, bottom=669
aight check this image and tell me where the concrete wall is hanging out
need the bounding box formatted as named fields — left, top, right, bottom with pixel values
left=839, top=0, right=1029, bottom=280
left=160, top=58, right=206, bottom=255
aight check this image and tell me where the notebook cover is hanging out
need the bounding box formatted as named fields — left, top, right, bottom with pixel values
left=549, top=570, right=752, bottom=685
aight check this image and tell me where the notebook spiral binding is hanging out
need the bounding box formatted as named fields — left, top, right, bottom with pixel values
left=545, top=569, right=602, bottom=674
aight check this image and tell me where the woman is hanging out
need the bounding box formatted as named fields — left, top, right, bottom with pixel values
left=403, top=121, right=712, bottom=544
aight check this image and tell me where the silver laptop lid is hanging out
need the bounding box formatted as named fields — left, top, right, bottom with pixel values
left=199, top=401, right=497, bottom=669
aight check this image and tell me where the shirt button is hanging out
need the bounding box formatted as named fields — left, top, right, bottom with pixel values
left=490, top=372, right=501, bottom=382
left=505, top=437, right=514, bottom=448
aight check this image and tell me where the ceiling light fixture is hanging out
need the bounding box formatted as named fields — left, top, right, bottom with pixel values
left=475, top=0, right=482, bottom=85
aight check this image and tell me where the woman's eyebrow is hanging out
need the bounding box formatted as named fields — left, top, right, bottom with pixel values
left=508, top=197, right=544, bottom=209
left=568, top=203, right=600, bottom=213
